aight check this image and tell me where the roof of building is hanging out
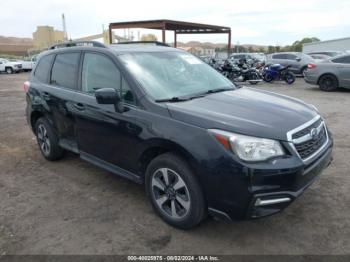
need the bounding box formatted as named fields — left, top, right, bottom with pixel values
left=303, top=37, right=350, bottom=46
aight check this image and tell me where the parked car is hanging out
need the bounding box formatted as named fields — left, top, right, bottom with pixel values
left=266, top=52, right=314, bottom=76
left=0, top=58, right=22, bottom=74
left=17, top=55, right=37, bottom=72
left=25, top=41, right=333, bottom=229
left=229, top=53, right=264, bottom=65
left=307, top=51, right=345, bottom=58
left=309, top=54, right=331, bottom=62
left=304, top=54, right=350, bottom=91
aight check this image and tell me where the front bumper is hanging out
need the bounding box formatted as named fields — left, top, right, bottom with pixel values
left=247, top=146, right=332, bottom=218
left=207, top=136, right=333, bottom=221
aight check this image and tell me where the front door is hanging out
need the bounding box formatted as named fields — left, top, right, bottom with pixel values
left=73, top=52, right=144, bottom=174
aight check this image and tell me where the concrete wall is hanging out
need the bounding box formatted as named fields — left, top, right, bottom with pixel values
left=303, top=37, right=350, bottom=53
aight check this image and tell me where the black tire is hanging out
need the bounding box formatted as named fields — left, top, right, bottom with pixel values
left=145, top=153, right=206, bottom=229
left=284, top=72, right=296, bottom=84
left=5, top=67, right=13, bottom=74
left=301, top=66, right=307, bottom=77
left=249, top=72, right=260, bottom=85
left=35, top=117, right=64, bottom=161
left=318, top=74, right=338, bottom=91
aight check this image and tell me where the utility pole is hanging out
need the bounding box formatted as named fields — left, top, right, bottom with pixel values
left=62, top=13, right=68, bottom=40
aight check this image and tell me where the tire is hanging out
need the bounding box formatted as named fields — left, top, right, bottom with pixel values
left=318, top=74, right=338, bottom=91
left=249, top=72, right=260, bottom=85
left=145, top=153, right=206, bottom=229
left=6, top=67, right=13, bottom=74
left=284, top=72, right=295, bottom=84
left=35, top=117, right=64, bottom=161
left=301, top=66, right=307, bottom=77
left=263, top=73, right=273, bottom=82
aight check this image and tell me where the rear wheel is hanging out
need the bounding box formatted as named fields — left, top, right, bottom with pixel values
left=35, top=117, right=64, bottom=160
left=249, top=72, right=260, bottom=85
left=319, top=74, right=338, bottom=91
left=145, top=153, right=206, bottom=229
left=301, top=66, right=307, bottom=77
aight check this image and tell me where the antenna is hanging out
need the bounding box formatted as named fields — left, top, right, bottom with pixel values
left=62, top=13, right=68, bottom=40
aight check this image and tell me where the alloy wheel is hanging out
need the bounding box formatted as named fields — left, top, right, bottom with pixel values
left=151, top=168, right=191, bottom=219
left=37, top=124, right=51, bottom=156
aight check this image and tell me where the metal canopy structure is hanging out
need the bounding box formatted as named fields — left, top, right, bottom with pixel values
left=109, top=19, right=231, bottom=51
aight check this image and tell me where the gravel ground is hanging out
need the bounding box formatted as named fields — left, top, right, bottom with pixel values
left=0, top=73, right=349, bottom=255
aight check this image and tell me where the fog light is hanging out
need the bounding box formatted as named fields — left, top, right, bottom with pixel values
left=255, top=197, right=291, bottom=206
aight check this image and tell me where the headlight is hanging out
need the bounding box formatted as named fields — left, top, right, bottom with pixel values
left=209, top=129, right=285, bottom=162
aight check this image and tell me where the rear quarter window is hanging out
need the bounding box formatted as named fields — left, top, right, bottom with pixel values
left=34, top=54, right=54, bottom=83
left=332, top=56, right=350, bottom=64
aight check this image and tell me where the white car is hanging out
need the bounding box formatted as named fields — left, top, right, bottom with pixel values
left=16, top=56, right=37, bottom=72
left=0, top=58, right=22, bottom=74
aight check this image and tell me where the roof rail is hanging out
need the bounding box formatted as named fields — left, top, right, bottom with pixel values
left=113, top=41, right=170, bottom=47
left=49, top=41, right=107, bottom=50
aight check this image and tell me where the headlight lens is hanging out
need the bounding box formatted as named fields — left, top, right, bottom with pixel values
left=209, top=129, right=285, bottom=162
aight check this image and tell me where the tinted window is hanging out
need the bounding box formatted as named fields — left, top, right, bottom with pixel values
left=332, top=56, right=350, bottom=64
left=34, top=54, right=54, bottom=83
left=82, top=53, right=135, bottom=104
left=273, top=54, right=286, bottom=59
left=285, top=54, right=297, bottom=60
left=51, top=53, right=80, bottom=89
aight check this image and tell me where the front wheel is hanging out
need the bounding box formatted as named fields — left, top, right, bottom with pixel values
left=319, top=74, right=338, bottom=91
left=263, top=73, right=274, bottom=82
left=145, top=153, right=206, bottom=229
left=6, top=67, right=13, bottom=74
left=284, top=72, right=295, bottom=84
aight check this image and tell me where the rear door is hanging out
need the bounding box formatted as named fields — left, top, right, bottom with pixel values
left=332, top=55, right=350, bottom=87
left=46, top=52, right=81, bottom=148
left=285, top=53, right=300, bottom=72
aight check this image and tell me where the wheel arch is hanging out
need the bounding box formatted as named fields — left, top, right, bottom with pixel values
left=138, top=138, right=200, bottom=181
left=30, top=110, right=54, bottom=133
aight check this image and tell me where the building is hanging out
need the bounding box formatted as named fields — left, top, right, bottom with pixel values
left=303, top=37, right=350, bottom=53
left=33, top=26, right=66, bottom=49
left=178, top=46, right=215, bottom=57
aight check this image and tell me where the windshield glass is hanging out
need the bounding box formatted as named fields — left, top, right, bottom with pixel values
left=119, top=51, right=235, bottom=100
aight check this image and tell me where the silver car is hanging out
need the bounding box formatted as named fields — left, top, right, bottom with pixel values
left=304, top=54, right=350, bottom=91
left=266, top=52, right=314, bottom=75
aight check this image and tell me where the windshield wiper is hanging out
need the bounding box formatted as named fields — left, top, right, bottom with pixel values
left=155, top=97, right=190, bottom=103
left=155, top=94, right=205, bottom=103
left=205, top=87, right=234, bottom=94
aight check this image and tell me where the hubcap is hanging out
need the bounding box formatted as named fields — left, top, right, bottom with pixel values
left=151, top=168, right=190, bottom=219
left=37, top=124, right=50, bottom=156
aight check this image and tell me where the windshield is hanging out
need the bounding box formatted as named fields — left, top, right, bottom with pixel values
left=119, top=51, right=235, bottom=101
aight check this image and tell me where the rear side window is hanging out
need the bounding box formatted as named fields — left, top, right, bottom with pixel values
left=273, top=54, right=286, bottom=59
left=34, top=54, right=54, bottom=83
left=285, top=54, right=297, bottom=60
left=50, top=53, right=80, bottom=89
left=332, top=56, right=350, bottom=64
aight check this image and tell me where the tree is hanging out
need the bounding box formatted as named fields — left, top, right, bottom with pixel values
left=141, top=34, right=157, bottom=41
left=290, top=37, right=320, bottom=52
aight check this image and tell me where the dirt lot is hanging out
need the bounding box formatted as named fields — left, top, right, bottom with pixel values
left=0, top=73, right=349, bottom=255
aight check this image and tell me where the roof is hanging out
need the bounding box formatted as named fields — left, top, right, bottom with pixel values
left=109, top=44, right=180, bottom=54
left=109, top=19, right=230, bottom=34
left=303, top=37, right=350, bottom=46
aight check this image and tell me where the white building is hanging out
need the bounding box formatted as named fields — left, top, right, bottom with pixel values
left=303, top=37, right=350, bottom=53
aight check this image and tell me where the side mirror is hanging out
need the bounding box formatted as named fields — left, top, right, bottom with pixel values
left=95, top=88, right=123, bottom=113
left=295, top=57, right=301, bottom=62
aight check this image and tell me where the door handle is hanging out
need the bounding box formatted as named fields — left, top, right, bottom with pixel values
left=73, top=103, right=85, bottom=111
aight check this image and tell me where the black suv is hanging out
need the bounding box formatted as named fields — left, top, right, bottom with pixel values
left=25, top=41, right=333, bottom=229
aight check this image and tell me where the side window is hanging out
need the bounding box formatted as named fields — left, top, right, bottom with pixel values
left=34, top=54, right=54, bottom=83
left=82, top=53, right=135, bottom=104
left=51, top=53, right=80, bottom=89
left=286, top=54, right=297, bottom=60
left=332, top=56, right=350, bottom=64
left=273, top=54, right=285, bottom=59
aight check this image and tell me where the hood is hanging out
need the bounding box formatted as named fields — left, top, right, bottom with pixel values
left=166, top=87, right=318, bottom=141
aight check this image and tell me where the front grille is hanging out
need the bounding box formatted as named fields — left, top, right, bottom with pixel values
left=294, top=125, right=327, bottom=159
left=17, top=65, right=22, bottom=69
left=292, top=118, right=322, bottom=139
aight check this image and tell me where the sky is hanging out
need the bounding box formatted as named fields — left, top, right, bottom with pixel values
left=1, top=0, right=349, bottom=46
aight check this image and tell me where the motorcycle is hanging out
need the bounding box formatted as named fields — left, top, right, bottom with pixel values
left=221, top=60, right=261, bottom=84
left=262, top=64, right=295, bottom=84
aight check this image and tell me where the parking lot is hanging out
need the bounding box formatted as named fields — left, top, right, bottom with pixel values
left=0, top=72, right=349, bottom=255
